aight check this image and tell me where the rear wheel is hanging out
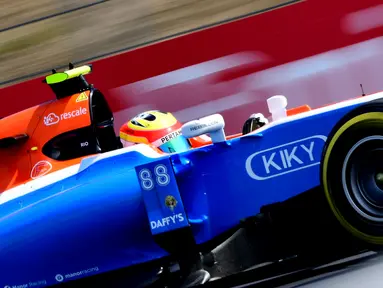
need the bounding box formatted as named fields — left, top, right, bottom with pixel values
left=322, top=110, right=383, bottom=246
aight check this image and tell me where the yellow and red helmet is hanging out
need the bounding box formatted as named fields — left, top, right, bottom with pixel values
left=119, top=110, right=192, bottom=153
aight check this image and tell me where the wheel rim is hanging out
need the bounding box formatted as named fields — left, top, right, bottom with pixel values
left=342, top=135, right=383, bottom=222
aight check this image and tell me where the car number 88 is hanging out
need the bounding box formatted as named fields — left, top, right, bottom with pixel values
left=138, top=164, right=171, bottom=190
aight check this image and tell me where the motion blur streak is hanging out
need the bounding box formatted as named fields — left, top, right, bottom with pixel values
left=119, top=52, right=270, bottom=95
left=342, top=4, right=383, bottom=34
left=110, top=37, right=383, bottom=133
left=2, top=0, right=383, bottom=136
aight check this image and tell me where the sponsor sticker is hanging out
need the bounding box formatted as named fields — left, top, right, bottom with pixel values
left=43, top=107, right=87, bottom=126
left=136, top=158, right=189, bottom=235
left=150, top=213, right=185, bottom=230
left=3, top=282, right=46, bottom=288
left=30, top=161, right=52, bottom=179
left=152, top=129, right=182, bottom=146
left=245, top=135, right=327, bottom=180
left=165, top=195, right=177, bottom=210
left=189, top=120, right=219, bottom=132
left=54, top=267, right=99, bottom=283
left=43, top=113, right=59, bottom=126
left=28, top=280, right=47, bottom=287
left=55, top=275, right=64, bottom=282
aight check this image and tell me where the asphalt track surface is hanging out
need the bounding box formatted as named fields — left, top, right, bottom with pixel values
left=231, top=251, right=383, bottom=288
left=1, top=0, right=295, bottom=86
left=282, top=252, right=383, bottom=288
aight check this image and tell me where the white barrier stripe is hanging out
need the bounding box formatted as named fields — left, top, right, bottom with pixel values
left=342, top=5, right=383, bottom=35
left=111, top=52, right=269, bottom=95
left=111, top=37, right=383, bottom=127
left=173, top=92, right=257, bottom=123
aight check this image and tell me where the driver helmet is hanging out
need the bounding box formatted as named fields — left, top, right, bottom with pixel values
left=119, top=110, right=192, bottom=153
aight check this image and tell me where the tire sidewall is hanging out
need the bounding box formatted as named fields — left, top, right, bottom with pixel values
left=322, top=102, right=383, bottom=245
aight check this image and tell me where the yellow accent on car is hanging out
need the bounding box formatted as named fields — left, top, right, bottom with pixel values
left=76, top=92, right=89, bottom=103
left=45, top=65, right=92, bottom=84
left=65, top=65, right=92, bottom=79
left=120, top=132, right=149, bottom=144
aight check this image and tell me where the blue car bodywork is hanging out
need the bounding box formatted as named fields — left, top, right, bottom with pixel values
left=0, top=93, right=381, bottom=287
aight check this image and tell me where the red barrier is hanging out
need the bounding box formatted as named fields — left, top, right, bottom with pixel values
left=1, top=0, right=383, bottom=134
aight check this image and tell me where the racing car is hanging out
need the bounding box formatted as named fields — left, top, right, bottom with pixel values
left=1, top=63, right=383, bottom=288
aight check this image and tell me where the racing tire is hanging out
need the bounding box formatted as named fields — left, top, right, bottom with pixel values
left=322, top=103, right=383, bottom=247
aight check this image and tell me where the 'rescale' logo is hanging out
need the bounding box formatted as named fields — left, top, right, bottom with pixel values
left=43, top=108, right=88, bottom=126
left=245, top=135, right=327, bottom=180
left=44, top=113, right=60, bottom=126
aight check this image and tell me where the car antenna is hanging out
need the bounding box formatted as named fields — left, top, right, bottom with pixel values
left=360, top=84, right=366, bottom=96
left=42, top=68, right=57, bottom=82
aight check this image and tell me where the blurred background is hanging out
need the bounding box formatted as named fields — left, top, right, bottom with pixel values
left=0, top=0, right=287, bottom=85
left=1, top=0, right=383, bottom=134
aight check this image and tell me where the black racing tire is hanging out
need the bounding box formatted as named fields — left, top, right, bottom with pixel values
left=322, top=103, right=383, bottom=246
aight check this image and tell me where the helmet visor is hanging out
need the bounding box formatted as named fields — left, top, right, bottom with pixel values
left=158, top=135, right=191, bottom=153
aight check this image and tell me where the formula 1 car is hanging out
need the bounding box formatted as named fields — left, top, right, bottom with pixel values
left=1, top=64, right=383, bottom=288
